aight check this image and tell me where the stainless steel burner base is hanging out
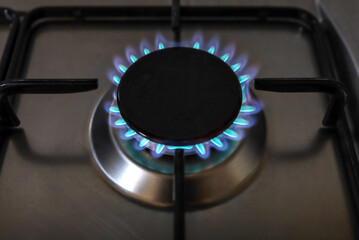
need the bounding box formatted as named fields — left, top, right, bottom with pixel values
left=89, top=89, right=266, bottom=208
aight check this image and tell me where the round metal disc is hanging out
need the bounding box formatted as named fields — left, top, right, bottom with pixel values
left=117, top=47, right=242, bottom=146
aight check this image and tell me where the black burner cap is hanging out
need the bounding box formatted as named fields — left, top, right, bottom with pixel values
left=117, top=47, right=242, bottom=146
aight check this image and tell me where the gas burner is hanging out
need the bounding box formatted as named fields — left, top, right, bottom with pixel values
left=118, top=47, right=242, bottom=146
left=89, top=33, right=266, bottom=207
left=107, top=33, right=261, bottom=159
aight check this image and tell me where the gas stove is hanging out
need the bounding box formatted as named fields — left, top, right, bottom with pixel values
left=0, top=2, right=358, bottom=240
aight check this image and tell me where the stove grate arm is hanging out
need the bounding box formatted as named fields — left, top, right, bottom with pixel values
left=0, top=78, right=98, bottom=127
left=254, top=77, right=347, bottom=126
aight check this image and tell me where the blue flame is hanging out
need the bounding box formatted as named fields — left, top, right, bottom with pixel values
left=139, top=138, right=149, bottom=147
left=125, top=130, right=136, bottom=138
left=119, top=65, right=127, bottom=73
left=167, top=146, right=193, bottom=150
left=211, top=137, right=223, bottom=148
left=224, top=129, right=238, bottom=139
left=195, top=144, right=206, bottom=155
left=231, top=63, right=241, bottom=72
left=221, top=53, right=230, bottom=62
left=208, top=46, right=215, bottom=54
left=130, top=55, right=137, bottom=63
left=113, top=76, right=120, bottom=84
left=207, top=37, right=219, bottom=55
left=156, top=144, right=165, bottom=154
left=115, top=119, right=126, bottom=126
left=239, top=75, right=249, bottom=83
left=234, top=117, right=249, bottom=126
left=241, top=105, right=256, bottom=113
left=109, top=106, right=120, bottom=113
left=107, top=32, right=262, bottom=159
left=125, top=47, right=138, bottom=64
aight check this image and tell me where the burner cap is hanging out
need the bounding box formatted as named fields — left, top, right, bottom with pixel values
left=117, top=47, right=242, bottom=146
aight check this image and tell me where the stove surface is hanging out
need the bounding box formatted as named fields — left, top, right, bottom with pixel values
left=0, top=2, right=358, bottom=240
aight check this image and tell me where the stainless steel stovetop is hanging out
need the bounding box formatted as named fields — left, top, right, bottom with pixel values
left=0, top=1, right=358, bottom=239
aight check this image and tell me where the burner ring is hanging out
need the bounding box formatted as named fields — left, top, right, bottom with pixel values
left=89, top=89, right=266, bottom=208
left=117, top=47, right=242, bottom=146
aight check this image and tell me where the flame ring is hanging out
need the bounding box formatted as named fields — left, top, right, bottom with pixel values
left=106, top=33, right=262, bottom=159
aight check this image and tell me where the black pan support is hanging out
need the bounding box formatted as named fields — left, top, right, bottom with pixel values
left=0, top=9, right=98, bottom=128
left=171, top=4, right=185, bottom=240
left=254, top=78, right=347, bottom=126
left=174, top=149, right=185, bottom=240
left=0, top=8, right=18, bottom=82
left=0, top=79, right=98, bottom=126
left=0, top=3, right=357, bottom=240
left=0, top=8, right=18, bottom=127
